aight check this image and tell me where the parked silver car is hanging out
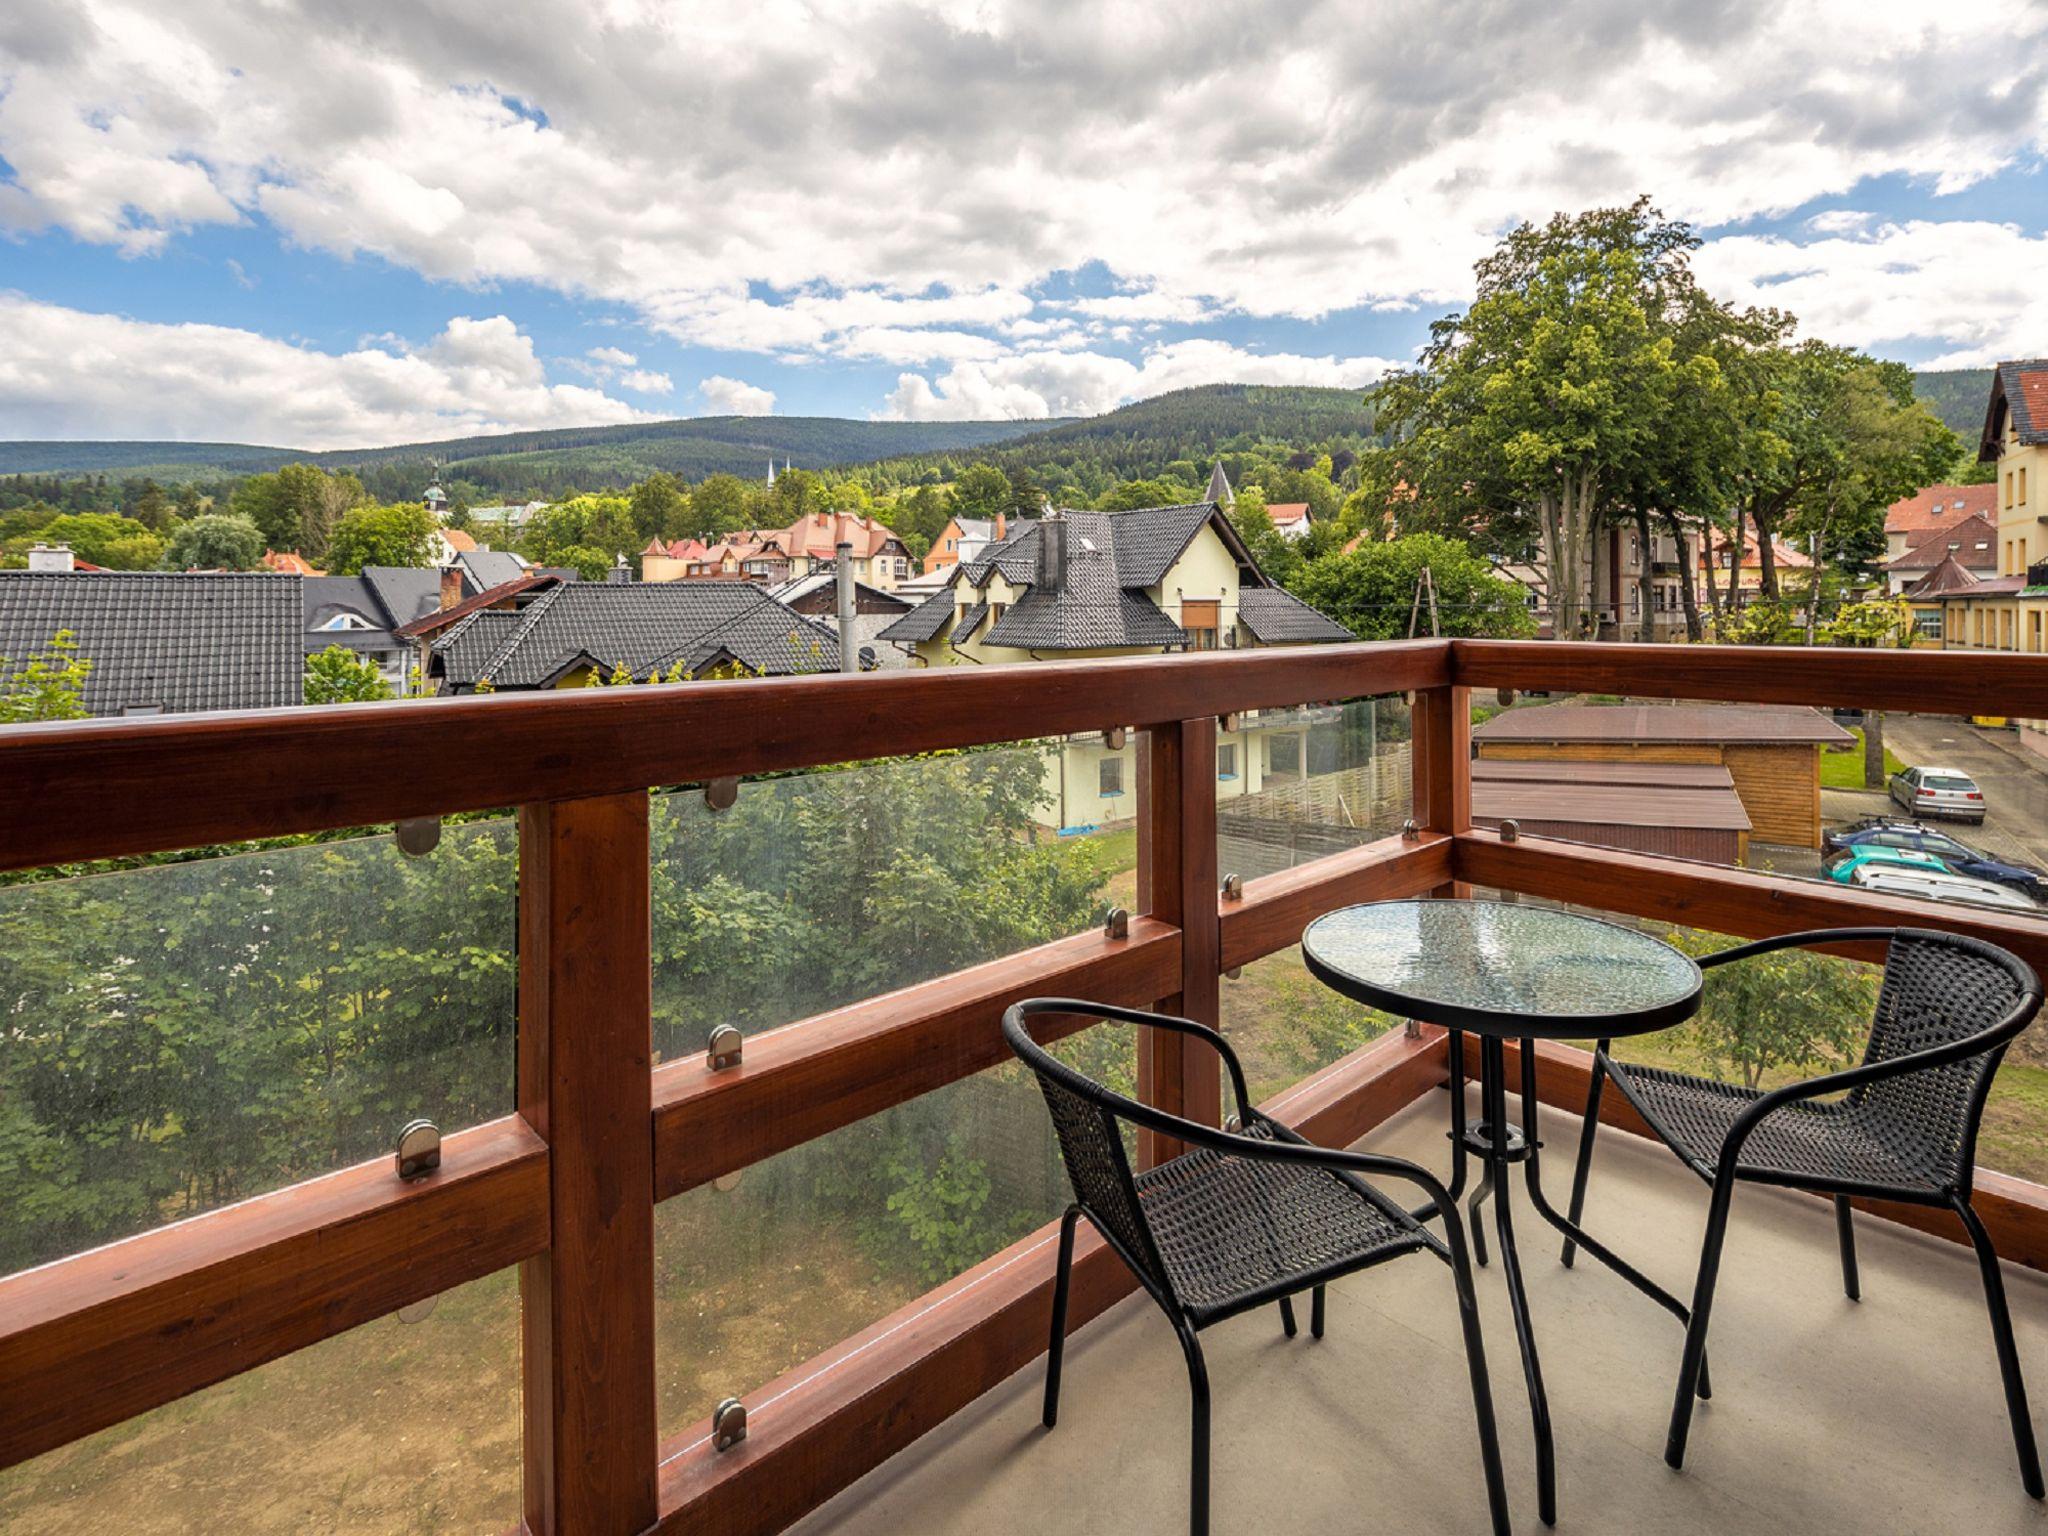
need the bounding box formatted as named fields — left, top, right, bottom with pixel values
left=1888, top=764, right=1986, bottom=824
left=1846, top=863, right=2033, bottom=911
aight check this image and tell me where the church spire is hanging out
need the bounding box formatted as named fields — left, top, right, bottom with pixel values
left=1205, top=460, right=1234, bottom=508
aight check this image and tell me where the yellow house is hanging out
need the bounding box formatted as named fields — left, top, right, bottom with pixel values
left=878, top=502, right=1353, bottom=829
left=1909, top=361, right=2048, bottom=662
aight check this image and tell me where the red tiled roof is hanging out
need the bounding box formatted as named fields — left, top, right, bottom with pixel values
left=1885, top=483, right=1996, bottom=537
left=1266, top=502, right=1310, bottom=525
left=1888, top=512, right=1998, bottom=572
left=261, top=550, right=324, bottom=576
left=1703, top=528, right=1811, bottom=570
left=439, top=528, right=479, bottom=553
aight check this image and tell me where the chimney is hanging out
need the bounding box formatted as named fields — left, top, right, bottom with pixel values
left=27, top=542, right=75, bottom=573
left=1037, top=513, right=1067, bottom=592
left=836, top=540, right=858, bottom=675
left=995, top=512, right=1006, bottom=540
left=608, top=555, right=632, bottom=584
left=439, top=566, right=464, bottom=610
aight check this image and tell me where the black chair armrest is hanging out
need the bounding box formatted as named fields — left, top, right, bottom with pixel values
left=1008, top=997, right=1258, bottom=1126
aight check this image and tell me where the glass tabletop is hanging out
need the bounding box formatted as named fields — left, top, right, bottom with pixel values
left=1300, top=898, right=1702, bottom=1039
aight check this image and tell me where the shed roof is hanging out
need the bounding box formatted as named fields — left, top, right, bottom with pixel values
left=1472, top=702, right=1851, bottom=747
left=1469, top=760, right=1735, bottom=790
left=1472, top=781, right=1753, bottom=831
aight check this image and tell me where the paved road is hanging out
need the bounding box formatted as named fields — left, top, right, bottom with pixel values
left=1858, top=716, right=2048, bottom=872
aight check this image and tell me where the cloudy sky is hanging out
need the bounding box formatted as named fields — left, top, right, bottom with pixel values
left=0, top=0, right=2044, bottom=448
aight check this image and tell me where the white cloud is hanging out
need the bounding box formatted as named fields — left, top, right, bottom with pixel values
left=0, top=296, right=651, bottom=446
left=698, top=374, right=775, bottom=416
left=587, top=344, right=637, bottom=367
left=1693, top=219, right=2048, bottom=365
left=1, top=0, right=2042, bottom=374
left=619, top=367, right=673, bottom=393
left=880, top=340, right=1398, bottom=421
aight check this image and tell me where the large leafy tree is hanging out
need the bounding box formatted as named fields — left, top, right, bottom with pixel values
left=950, top=464, right=1014, bottom=521
left=628, top=472, right=689, bottom=542
left=1731, top=343, right=1959, bottom=608
left=325, top=502, right=437, bottom=574
left=165, top=513, right=264, bottom=571
left=1376, top=199, right=1713, bottom=639
left=519, top=495, right=638, bottom=565
left=680, top=473, right=757, bottom=540
left=229, top=464, right=367, bottom=557
left=1288, top=532, right=1536, bottom=641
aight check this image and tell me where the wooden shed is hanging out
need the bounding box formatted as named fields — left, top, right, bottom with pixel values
left=1471, top=760, right=1752, bottom=865
left=1471, top=703, right=1853, bottom=849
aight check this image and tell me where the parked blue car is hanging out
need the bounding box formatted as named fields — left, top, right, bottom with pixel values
left=1821, top=818, right=2047, bottom=900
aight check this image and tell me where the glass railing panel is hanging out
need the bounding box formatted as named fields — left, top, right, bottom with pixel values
left=648, top=744, right=1129, bottom=1062
left=653, top=1029, right=1128, bottom=1440
left=1215, top=695, right=1412, bottom=882
left=0, top=1267, right=519, bottom=1534
left=0, top=819, right=519, bottom=1277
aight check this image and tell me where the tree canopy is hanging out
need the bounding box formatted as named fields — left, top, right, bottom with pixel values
left=165, top=513, right=264, bottom=571
left=325, top=502, right=437, bottom=574
left=1286, top=533, right=1537, bottom=641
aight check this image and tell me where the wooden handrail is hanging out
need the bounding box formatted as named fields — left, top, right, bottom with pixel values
left=1454, top=637, right=2048, bottom=717
left=0, top=640, right=1448, bottom=872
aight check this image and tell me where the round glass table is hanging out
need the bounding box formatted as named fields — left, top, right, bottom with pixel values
left=1302, top=898, right=1703, bottom=1528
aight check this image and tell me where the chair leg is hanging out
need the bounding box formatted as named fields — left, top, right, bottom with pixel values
left=1442, top=1211, right=1513, bottom=1536
left=1833, top=1197, right=1860, bottom=1303
left=1666, top=1177, right=1736, bottom=1470
left=1043, top=1206, right=1080, bottom=1430
left=1311, top=1283, right=1327, bottom=1340
left=1175, top=1322, right=1212, bottom=1536
left=1278, top=1295, right=1298, bottom=1338
left=1953, top=1196, right=2045, bottom=1499
left=1560, top=1045, right=1609, bottom=1269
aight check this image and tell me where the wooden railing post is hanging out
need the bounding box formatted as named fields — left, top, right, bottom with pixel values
left=1136, top=717, right=1223, bottom=1166
left=1412, top=685, right=1472, bottom=841
left=518, top=793, right=658, bottom=1536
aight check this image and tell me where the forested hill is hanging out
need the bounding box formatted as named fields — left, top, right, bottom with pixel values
left=0, top=415, right=1061, bottom=493
left=1911, top=369, right=1995, bottom=438
left=849, top=384, right=1383, bottom=503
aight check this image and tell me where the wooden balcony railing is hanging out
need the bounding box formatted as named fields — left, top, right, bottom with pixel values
left=3, top=638, right=2048, bottom=1534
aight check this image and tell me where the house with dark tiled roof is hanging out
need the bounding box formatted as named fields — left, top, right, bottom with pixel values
left=878, top=499, right=1352, bottom=828
left=306, top=557, right=571, bottom=694
left=1883, top=483, right=1996, bottom=563
left=1884, top=512, right=1997, bottom=596
left=425, top=580, right=848, bottom=693
left=0, top=562, right=302, bottom=715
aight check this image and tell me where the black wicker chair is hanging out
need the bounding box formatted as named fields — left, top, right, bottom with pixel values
left=1559, top=927, right=2044, bottom=1496
left=1004, top=998, right=1511, bottom=1536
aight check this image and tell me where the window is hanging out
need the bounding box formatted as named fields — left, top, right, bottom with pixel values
left=318, top=613, right=373, bottom=631
left=1098, top=755, right=1124, bottom=798
left=1269, top=733, right=1301, bottom=776
left=1217, top=743, right=1237, bottom=780
left=1181, top=598, right=1220, bottom=651
left=2023, top=467, right=2031, bottom=505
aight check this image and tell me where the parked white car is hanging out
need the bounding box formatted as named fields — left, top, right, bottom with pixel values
left=1846, top=864, right=2035, bottom=911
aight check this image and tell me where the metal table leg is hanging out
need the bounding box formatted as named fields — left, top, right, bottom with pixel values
left=1481, top=1034, right=1556, bottom=1527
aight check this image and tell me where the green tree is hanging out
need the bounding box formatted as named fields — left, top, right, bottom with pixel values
left=304, top=645, right=397, bottom=704
left=951, top=464, right=1014, bottom=521
left=1098, top=476, right=1196, bottom=512
left=1227, top=486, right=1301, bottom=585
left=1666, top=928, right=1875, bottom=1090
left=8, top=512, right=166, bottom=570
left=685, top=473, right=757, bottom=539
left=166, top=513, right=265, bottom=571
left=1288, top=533, right=1537, bottom=640
left=326, top=503, right=436, bottom=574
left=519, top=495, right=637, bottom=565
left=228, top=463, right=367, bottom=556
left=128, top=479, right=173, bottom=531
left=629, top=473, right=688, bottom=541
left=1375, top=199, right=1709, bottom=639
left=0, top=630, right=92, bottom=722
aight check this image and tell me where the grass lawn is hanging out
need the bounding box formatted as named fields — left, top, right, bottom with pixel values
left=1819, top=728, right=1906, bottom=790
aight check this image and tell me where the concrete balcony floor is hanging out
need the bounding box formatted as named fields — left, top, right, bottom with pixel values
left=795, top=1084, right=2048, bottom=1535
